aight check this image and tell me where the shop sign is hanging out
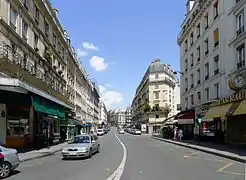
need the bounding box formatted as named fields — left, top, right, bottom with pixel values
left=218, top=91, right=246, bottom=105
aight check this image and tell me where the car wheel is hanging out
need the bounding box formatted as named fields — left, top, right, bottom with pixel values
left=0, top=162, right=11, bottom=179
left=88, top=149, right=92, bottom=158
left=97, top=145, right=100, bottom=153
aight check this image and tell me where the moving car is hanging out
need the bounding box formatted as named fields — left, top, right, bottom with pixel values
left=97, top=129, right=104, bottom=136
left=119, top=129, right=125, bottom=134
left=62, top=134, right=100, bottom=159
left=0, top=146, right=20, bottom=179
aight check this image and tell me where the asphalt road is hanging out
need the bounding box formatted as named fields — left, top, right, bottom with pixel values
left=119, top=133, right=245, bottom=180
left=6, top=130, right=245, bottom=180
left=6, top=130, right=123, bottom=180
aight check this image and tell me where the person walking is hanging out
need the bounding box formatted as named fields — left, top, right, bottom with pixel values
left=178, top=128, right=183, bottom=141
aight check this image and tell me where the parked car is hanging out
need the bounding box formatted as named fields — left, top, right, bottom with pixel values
left=0, top=146, right=20, bottom=179
left=97, top=129, right=104, bottom=136
left=62, top=134, right=100, bottom=159
left=119, top=129, right=125, bottom=134
left=134, top=129, right=142, bottom=135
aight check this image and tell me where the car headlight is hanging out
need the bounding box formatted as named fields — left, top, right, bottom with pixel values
left=78, top=148, right=87, bottom=153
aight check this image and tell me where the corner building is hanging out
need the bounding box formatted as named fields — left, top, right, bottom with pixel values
left=178, top=0, right=246, bottom=144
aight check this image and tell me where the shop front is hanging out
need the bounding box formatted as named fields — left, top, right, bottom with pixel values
left=175, top=109, right=194, bottom=140
left=32, top=95, right=66, bottom=147
left=0, top=90, right=32, bottom=149
left=204, top=90, right=246, bottom=144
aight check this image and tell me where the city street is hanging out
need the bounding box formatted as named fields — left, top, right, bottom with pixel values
left=6, top=129, right=245, bottom=180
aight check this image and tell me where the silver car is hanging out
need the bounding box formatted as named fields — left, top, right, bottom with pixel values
left=0, top=146, right=20, bottom=179
left=62, top=134, right=100, bottom=159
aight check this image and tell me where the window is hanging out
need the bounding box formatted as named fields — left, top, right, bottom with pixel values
left=53, top=33, right=57, bottom=47
left=205, top=88, right=209, bottom=101
left=213, top=1, right=218, bottom=19
left=214, top=55, right=219, bottom=74
left=190, top=32, right=193, bottom=45
left=190, top=74, right=194, bottom=88
left=237, top=11, right=244, bottom=36
left=44, top=20, right=49, bottom=37
left=190, top=53, right=194, bottom=67
left=155, top=84, right=159, bottom=89
left=22, top=21, right=28, bottom=41
left=185, top=59, right=188, bottom=71
left=58, top=41, right=61, bottom=54
left=205, top=38, right=209, bottom=55
left=236, top=43, right=245, bottom=68
left=197, top=91, right=201, bottom=103
left=154, top=92, right=159, bottom=99
left=155, top=73, right=159, bottom=79
left=185, top=78, right=188, bottom=91
left=214, top=83, right=219, bottom=99
left=23, top=0, right=29, bottom=10
left=197, top=69, right=200, bottom=84
left=34, top=5, right=39, bottom=23
left=213, top=28, right=219, bottom=47
left=62, top=47, right=65, bottom=58
left=184, top=40, right=188, bottom=52
left=197, top=46, right=200, bottom=61
left=204, top=13, right=209, bottom=29
left=205, top=63, right=209, bottom=79
left=196, top=23, right=200, bottom=38
left=191, top=94, right=194, bottom=105
left=34, top=33, right=38, bottom=49
left=185, top=97, right=188, bottom=109
left=10, top=7, right=18, bottom=30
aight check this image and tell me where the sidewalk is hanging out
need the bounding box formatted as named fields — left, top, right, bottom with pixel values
left=18, top=142, right=68, bottom=162
left=152, top=136, right=246, bottom=163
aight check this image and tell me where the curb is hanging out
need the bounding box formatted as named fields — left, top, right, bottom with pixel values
left=20, top=149, right=63, bottom=163
left=151, top=136, right=246, bottom=163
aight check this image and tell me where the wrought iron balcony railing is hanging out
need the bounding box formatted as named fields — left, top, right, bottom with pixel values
left=0, top=41, right=66, bottom=95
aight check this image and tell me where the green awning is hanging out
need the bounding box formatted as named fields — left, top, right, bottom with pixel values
left=68, top=118, right=85, bottom=127
left=33, top=95, right=65, bottom=119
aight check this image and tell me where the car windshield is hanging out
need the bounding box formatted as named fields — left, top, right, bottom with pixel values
left=98, top=130, right=103, bottom=132
left=72, top=136, right=90, bottom=144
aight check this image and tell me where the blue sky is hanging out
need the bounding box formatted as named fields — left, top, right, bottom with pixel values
left=50, top=0, right=186, bottom=109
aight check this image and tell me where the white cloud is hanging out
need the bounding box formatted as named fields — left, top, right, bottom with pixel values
left=77, top=49, right=88, bottom=57
left=99, top=85, right=124, bottom=109
left=90, top=56, right=108, bottom=71
left=83, top=42, right=99, bottom=51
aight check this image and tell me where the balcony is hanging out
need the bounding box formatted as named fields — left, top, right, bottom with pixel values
left=0, top=41, right=69, bottom=103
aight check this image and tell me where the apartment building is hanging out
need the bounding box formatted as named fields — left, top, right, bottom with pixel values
left=131, top=59, right=180, bottom=134
left=177, top=0, right=246, bottom=143
left=125, top=106, right=132, bottom=126
left=0, top=0, right=99, bottom=148
left=99, top=100, right=107, bottom=126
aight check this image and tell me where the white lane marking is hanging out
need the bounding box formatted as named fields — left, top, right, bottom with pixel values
left=184, top=151, right=199, bottom=158
left=106, top=132, right=127, bottom=180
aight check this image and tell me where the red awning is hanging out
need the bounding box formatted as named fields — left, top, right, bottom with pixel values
left=175, top=110, right=194, bottom=124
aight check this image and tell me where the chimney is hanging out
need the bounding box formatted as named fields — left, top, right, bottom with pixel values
left=53, top=8, right=59, bottom=18
left=186, top=0, right=195, bottom=14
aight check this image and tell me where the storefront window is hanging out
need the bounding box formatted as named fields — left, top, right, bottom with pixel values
left=7, top=118, right=29, bottom=136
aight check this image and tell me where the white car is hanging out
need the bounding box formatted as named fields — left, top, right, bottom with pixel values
left=0, top=146, right=20, bottom=179
left=135, top=130, right=142, bottom=135
left=62, top=134, right=100, bottom=159
left=119, top=129, right=125, bottom=134
left=97, top=129, right=104, bottom=136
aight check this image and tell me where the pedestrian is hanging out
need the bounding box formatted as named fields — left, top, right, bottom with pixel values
left=173, top=127, right=177, bottom=140
left=178, top=128, right=183, bottom=141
